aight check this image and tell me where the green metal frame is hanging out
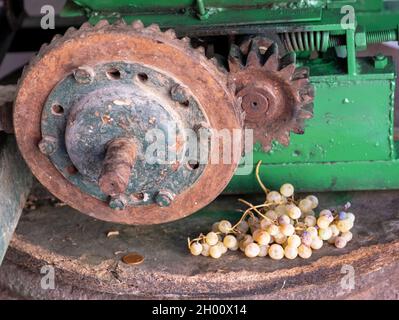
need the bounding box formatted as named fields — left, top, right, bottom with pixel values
left=61, top=0, right=399, bottom=192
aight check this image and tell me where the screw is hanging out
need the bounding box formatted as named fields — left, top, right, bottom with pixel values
left=38, top=136, right=58, bottom=156
left=73, top=66, right=95, bottom=84
left=374, top=54, right=388, bottom=69
left=155, top=190, right=175, bottom=207
left=170, top=84, right=190, bottom=106
left=109, top=195, right=128, bottom=210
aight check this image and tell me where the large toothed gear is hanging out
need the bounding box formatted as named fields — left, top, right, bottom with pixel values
left=228, top=37, right=314, bottom=151
left=13, top=20, right=243, bottom=225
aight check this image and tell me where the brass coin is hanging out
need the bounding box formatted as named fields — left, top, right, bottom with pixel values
left=122, top=253, right=144, bottom=265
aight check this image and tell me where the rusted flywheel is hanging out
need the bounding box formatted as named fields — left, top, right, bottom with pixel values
left=228, top=37, right=314, bottom=151
left=13, top=20, right=242, bottom=225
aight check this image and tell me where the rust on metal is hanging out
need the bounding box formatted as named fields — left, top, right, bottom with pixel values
left=0, top=85, right=15, bottom=134
left=98, top=138, right=136, bottom=196
left=13, top=20, right=243, bottom=225
left=228, top=37, right=314, bottom=151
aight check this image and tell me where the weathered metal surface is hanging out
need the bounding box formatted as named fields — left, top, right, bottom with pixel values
left=0, top=134, right=32, bottom=265
left=13, top=21, right=242, bottom=225
left=1, top=190, right=399, bottom=299
left=228, top=37, right=314, bottom=151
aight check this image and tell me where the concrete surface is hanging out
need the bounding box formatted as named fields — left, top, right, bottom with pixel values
left=0, top=190, right=398, bottom=299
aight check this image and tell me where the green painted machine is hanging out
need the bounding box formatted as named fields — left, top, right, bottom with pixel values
left=7, top=0, right=399, bottom=225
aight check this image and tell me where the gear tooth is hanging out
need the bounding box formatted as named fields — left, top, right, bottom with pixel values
left=164, top=28, right=177, bottom=39
left=292, top=78, right=309, bottom=91
left=246, top=41, right=262, bottom=68
left=79, top=21, right=92, bottom=30
left=131, top=20, right=144, bottom=29
left=301, top=94, right=314, bottom=105
left=65, top=26, right=77, bottom=36
left=292, top=120, right=306, bottom=134
left=299, top=109, right=313, bottom=119
left=279, top=64, right=296, bottom=80
left=146, top=23, right=161, bottom=32
left=51, top=34, right=62, bottom=43
left=196, top=46, right=205, bottom=54
left=293, top=67, right=309, bottom=80
left=277, top=132, right=290, bottom=146
left=94, top=19, right=110, bottom=29
left=181, top=36, right=190, bottom=43
left=228, top=44, right=244, bottom=73
left=264, top=53, right=279, bottom=71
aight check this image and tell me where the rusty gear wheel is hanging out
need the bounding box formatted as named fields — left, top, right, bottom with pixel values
left=228, top=37, right=314, bottom=151
left=13, top=20, right=242, bottom=225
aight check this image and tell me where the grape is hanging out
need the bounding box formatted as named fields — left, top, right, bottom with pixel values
left=318, top=227, right=333, bottom=241
left=301, top=231, right=312, bottom=246
left=248, top=216, right=259, bottom=226
left=266, top=210, right=278, bottom=220
left=258, top=245, right=269, bottom=257
left=268, top=244, right=284, bottom=260
left=266, top=191, right=282, bottom=203
left=287, top=235, right=301, bottom=248
left=328, top=236, right=337, bottom=245
left=310, top=237, right=323, bottom=250
left=212, top=222, right=220, bottom=232
left=245, top=243, right=260, bottom=258
left=266, top=224, right=280, bottom=236
left=298, top=245, right=312, bottom=259
left=334, top=236, right=347, bottom=249
left=260, top=218, right=272, bottom=230
left=201, top=242, right=210, bottom=256
left=330, top=224, right=340, bottom=237
left=284, top=245, right=298, bottom=259
left=338, top=211, right=347, bottom=220
left=209, top=245, right=223, bottom=259
left=223, top=235, right=238, bottom=249
left=346, top=213, right=356, bottom=223
left=280, top=183, right=294, bottom=197
left=304, top=215, right=317, bottom=227
left=304, top=210, right=316, bottom=217
left=286, top=204, right=302, bottom=219
left=299, top=199, right=313, bottom=214
left=217, top=241, right=228, bottom=254
left=218, top=220, right=232, bottom=234
left=274, top=232, right=287, bottom=245
left=190, top=242, right=203, bottom=256
left=336, top=219, right=353, bottom=233
left=239, top=235, right=253, bottom=251
left=306, top=227, right=319, bottom=239
left=306, top=195, right=319, bottom=209
left=253, top=230, right=271, bottom=246
left=275, top=204, right=287, bottom=216
left=319, top=209, right=332, bottom=217
left=236, top=220, right=249, bottom=234
left=341, top=231, right=353, bottom=242
left=317, top=216, right=331, bottom=229
left=280, top=224, right=295, bottom=237
left=205, top=232, right=219, bottom=246
left=278, top=214, right=291, bottom=225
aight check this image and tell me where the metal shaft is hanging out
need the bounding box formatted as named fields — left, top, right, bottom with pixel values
left=98, top=138, right=136, bottom=196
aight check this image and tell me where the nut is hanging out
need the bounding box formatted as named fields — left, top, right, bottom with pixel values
left=155, top=190, right=175, bottom=207
left=109, top=195, right=128, bottom=210
left=73, top=66, right=95, bottom=84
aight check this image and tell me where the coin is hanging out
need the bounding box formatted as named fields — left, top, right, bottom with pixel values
left=122, top=253, right=144, bottom=265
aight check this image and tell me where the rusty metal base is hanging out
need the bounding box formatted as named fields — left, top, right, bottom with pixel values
left=1, top=190, right=399, bottom=299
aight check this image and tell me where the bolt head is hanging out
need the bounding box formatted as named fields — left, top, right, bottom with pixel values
left=155, top=190, right=175, bottom=207
left=170, top=84, right=190, bottom=106
left=73, top=66, right=95, bottom=84
left=374, top=54, right=388, bottom=69
left=109, top=195, right=128, bottom=210
left=38, top=136, right=57, bottom=156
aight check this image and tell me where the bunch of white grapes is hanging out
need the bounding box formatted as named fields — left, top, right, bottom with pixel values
left=188, top=183, right=355, bottom=260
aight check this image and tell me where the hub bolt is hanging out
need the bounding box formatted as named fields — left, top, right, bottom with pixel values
left=170, top=84, right=190, bottom=106
left=38, top=136, right=58, bottom=156
left=73, top=66, right=95, bottom=84
left=155, top=190, right=175, bottom=207
left=109, top=195, right=128, bottom=210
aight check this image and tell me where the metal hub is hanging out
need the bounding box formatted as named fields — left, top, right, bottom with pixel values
left=13, top=20, right=242, bottom=225
left=41, top=61, right=207, bottom=208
